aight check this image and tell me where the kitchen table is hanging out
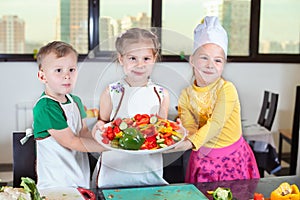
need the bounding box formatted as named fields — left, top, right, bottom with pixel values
left=91, top=175, right=300, bottom=200
left=243, top=125, right=276, bottom=148
left=242, top=125, right=281, bottom=176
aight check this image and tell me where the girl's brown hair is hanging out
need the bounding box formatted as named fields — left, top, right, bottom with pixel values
left=115, top=28, right=160, bottom=61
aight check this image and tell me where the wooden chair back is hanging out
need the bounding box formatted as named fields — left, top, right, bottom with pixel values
left=257, top=91, right=279, bottom=131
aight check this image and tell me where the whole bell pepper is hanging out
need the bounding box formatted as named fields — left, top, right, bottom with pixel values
left=119, top=127, right=145, bottom=150
left=270, top=182, right=300, bottom=200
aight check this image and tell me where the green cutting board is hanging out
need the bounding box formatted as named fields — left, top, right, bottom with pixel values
left=102, top=184, right=208, bottom=200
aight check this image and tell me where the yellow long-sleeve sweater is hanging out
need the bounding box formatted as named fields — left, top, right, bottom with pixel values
left=178, top=78, right=242, bottom=150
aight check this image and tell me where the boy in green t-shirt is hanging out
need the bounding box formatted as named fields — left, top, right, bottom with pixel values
left=33, top=41, right=105, bottom=189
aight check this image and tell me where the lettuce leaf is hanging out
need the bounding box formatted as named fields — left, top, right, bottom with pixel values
left=20, top=177, right=43, bottom=200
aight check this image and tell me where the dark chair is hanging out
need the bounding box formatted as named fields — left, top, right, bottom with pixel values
left=278, top=86, right=300, bottom=175
left=163, top=150, right=191, bottom=183
left=12, top=132, right=37, bottom=187
left=257, top=91, right=279, bottom=131
left=245, top=90, right=279, bottom=177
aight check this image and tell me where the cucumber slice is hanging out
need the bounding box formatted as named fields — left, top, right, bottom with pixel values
left=156, top=138, right=165, bottom=144
left=150, top=116, right=158, bottom=124
left=159, top=143, right=168, bottom=148
left=119, top=121, right=128, bottom=130
left=171, top=135, right=180, bottom=141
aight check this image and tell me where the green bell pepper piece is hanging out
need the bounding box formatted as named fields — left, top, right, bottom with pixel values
left=213, top=187, right=232, bottom=200
left=119, top=127, right=145, bottom=150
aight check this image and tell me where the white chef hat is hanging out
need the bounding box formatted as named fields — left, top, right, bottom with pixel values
left=193, top=16, right=228, bottom=57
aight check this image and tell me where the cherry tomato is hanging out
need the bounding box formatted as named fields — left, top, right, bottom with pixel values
left=102, top=137, right=109, bottom=144
left=107, top=127, right=115, bottom=140
left=164, top=137, right=175, bottom=146
left=107, top=126, right=113, bottom=133
left=254, top=193, right=264, bottom=200
left=141, top=135, right=157, bottom=150
left=113, top=118, right=122, bottom=126
left=113, top=126, right=121, bottom=134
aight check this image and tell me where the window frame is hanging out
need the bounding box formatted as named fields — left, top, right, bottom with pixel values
left=0, top=0, right=299, bottom=63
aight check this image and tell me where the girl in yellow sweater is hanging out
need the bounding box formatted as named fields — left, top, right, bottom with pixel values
left=177, top=16, right=260, bottom=182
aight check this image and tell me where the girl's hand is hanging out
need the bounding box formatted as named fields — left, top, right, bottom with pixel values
left=91, top=120, right=106, bottom=138
left=174, top=139, right=193, bottom=151
left=163, top=139, right=193, bottom=153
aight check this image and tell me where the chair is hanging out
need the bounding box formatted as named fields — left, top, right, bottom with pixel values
left=278, top=86, right=300, bottom=175
left=257, top=91, right=279, bottom=131
left=163, top=150, right=191, bottom=183
left=13, top=132, right=100, bottom=187
left=244, top=90, right=279, bottom=177
left=12, top=132, right=37, bottom=187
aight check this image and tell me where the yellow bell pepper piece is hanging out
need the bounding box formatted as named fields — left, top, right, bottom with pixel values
left=270, top=182, right=300, bottom=200
left=115, top=131, right=123, bottom=139
left=171, top=131, right=183, bottom=139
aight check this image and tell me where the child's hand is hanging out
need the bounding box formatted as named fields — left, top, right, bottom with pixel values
left=163, top=139, right=193, bottom=153
left=91, top=120, right=106, bottom=138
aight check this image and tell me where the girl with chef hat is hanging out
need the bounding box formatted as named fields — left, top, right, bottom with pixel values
left=175, top=16, right=260, bottom=182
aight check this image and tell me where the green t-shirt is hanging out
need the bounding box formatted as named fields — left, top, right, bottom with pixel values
left=33, top=93, right=87, bottom=139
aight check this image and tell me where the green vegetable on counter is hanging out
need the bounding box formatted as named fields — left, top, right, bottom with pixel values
left=213, top=187, right=232, bottom=200
left=20, top=177, right=44, bottom=200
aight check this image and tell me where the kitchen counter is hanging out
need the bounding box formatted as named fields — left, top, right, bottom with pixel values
left=93, top=175, right=299, bottom=200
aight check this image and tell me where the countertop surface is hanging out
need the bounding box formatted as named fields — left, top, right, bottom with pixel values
left=92, top=175, right=300, bottom=200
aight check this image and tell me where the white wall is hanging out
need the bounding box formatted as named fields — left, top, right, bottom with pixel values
left=1, top=61, right=300, bottom=165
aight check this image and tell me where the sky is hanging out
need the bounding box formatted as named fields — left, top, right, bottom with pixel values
left=0, top=0, right=59, bottom=42
left=0, top=0, right=299, bottom=43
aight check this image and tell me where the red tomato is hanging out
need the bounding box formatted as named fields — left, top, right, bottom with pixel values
left=140, top=135, right=157, bottom=150
left=107, top=131, right=115, bottom=140
left=113, top=126, right=120, bottom=134
left=164, top=137, right=175, bottom=146
left=113, top=118, right=122, bottom=126
left=102, top=131, right=107, bottom=137
left=107, top=126, right=113, bottom=133
left=253, top=193, right=264, bottom=200
left=102, top=137, right=109, bottom=144
left=123, top=118, right=134, bottom=125
left=142, top=126, right=157, bottom=137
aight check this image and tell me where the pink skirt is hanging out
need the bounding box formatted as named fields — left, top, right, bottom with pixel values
left=185, top=137, right=260, bottom=183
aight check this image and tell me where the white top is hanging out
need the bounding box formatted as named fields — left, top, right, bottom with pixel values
left=94, top=78, right=168, bottom=188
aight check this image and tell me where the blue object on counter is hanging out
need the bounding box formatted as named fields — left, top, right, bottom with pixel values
left=102, top=184, right=208, bottom=200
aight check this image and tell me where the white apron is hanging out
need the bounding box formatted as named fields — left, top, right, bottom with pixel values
left=36, top=94, right=90, bottom=189
left=95, top=81, right=168, bottom=188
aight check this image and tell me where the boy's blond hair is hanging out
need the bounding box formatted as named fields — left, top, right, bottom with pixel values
left=36, top=41, right=78, bottom=70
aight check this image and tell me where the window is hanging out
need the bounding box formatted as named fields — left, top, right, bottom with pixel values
left=259, top=0, right=300, bottom=54
left=0, top=0, right=299, bottom=63
left=161, top=0, right=251, bottom=56
left=0, top=0, right=88, bottom=58
left=98, top=0, right=151, bottom=52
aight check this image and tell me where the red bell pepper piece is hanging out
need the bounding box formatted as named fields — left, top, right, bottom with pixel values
left=164, top=137, right=175, bottom=146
